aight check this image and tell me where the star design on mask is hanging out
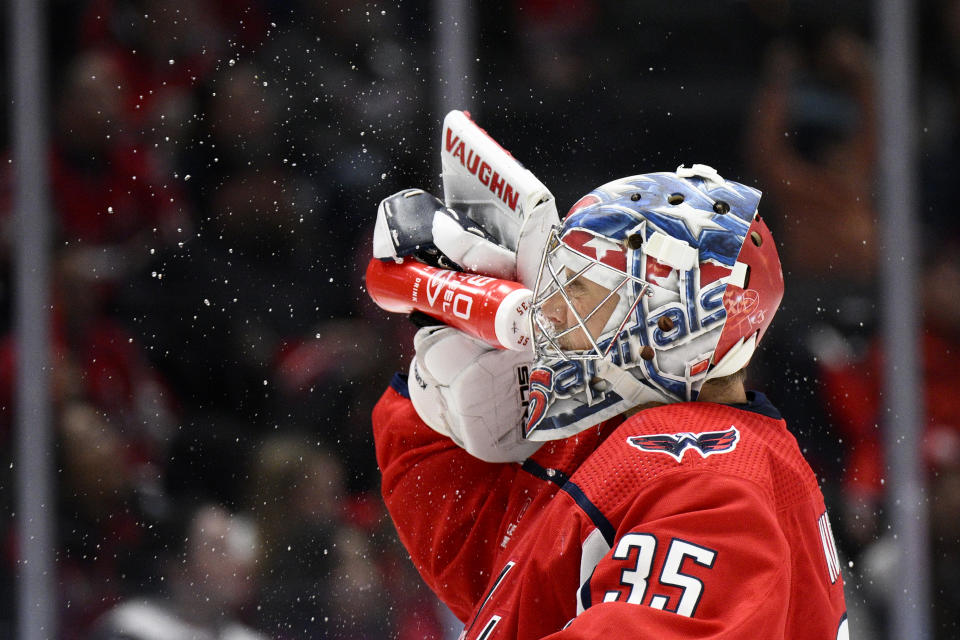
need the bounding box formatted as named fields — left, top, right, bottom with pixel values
left=651, top=202, right=726, bottom=240
left=582, top=235, right=620, bottom=261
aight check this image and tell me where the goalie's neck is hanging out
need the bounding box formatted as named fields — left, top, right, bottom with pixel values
left=697, top=379, right=747, bottom=405
left=622, top=380, right=747, bottom=418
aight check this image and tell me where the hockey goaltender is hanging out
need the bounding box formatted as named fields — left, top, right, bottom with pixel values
left=370, top=164, right=849, bottom=639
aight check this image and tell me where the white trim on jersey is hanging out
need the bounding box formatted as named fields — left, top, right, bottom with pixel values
left=818, top=511, right=841, bottom=584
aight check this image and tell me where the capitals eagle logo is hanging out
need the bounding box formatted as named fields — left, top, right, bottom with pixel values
left=627, top=427, right=740, bottom=462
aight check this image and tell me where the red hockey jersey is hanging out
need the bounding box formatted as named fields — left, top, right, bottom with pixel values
left=373, top=374, right=848, bottom=639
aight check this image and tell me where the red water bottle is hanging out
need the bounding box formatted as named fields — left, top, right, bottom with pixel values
left=365, top=258, right=533, bottom=351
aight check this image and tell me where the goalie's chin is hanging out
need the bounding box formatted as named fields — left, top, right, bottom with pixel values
left=557, top=333, right=593, bottom=352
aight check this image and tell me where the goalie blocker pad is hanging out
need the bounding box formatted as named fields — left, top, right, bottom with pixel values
left=440, top=110, right=560, bottom=288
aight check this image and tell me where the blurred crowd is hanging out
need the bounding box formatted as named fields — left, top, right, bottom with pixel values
left=1, top=0, right=440, bottom=638
left=0, top=0, right=958, bottom=639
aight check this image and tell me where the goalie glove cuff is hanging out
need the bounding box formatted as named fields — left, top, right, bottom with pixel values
left=374, top=189, right=457, bottom=268
left=431, top=209, right=517, bottom=280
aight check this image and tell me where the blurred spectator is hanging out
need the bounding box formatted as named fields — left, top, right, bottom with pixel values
left=745, top=25, right=878, bottom=482
left=88, top=503, right=265, bottom=640
left=57, top=401, right=169, bottom=638
left=324, top=525, right=392, bottom=639
left=271, top=315, right=407, bottom=491
left=0, top=249, right=178, bottom=453
left=748, top=26, right=877, bottom=298
left=247, top=434, right=345, bottom=638
left=820, top=244, right=960, bottom=639
left=246, top=432, right=447, bottom=639
left=0, top=184, right=179, bottom=640
left=51, top=50, right=189, bottom=278
left=0, top=251, right=176, bottom=638
left=77, top=0, right=257, bottom=138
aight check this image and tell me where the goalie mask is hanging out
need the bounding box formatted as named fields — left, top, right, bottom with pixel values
left=524, top=164, right=784, bottom=441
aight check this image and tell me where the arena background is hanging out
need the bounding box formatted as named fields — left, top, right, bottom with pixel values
left=4, top=0, right=959, bottom=638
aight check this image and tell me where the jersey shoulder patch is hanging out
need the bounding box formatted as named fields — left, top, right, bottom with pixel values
left=626, top=427, right=739, bottom=463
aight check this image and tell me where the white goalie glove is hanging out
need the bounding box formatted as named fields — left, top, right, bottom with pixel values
left=408, top=326, right=543, bottom=463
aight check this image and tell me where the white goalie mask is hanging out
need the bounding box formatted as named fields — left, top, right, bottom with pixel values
left=523, top=164, right=784, bottom=441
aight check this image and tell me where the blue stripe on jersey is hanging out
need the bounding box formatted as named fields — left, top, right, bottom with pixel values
left=521, top=459, right=570, bottom=487
left=522, top=461, right=615, bottom=546
left=563, top=481, right=616, bottom=547
left=579, top=573, right=594, bottom=610
left=389, top=372, right=410, bottom=399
